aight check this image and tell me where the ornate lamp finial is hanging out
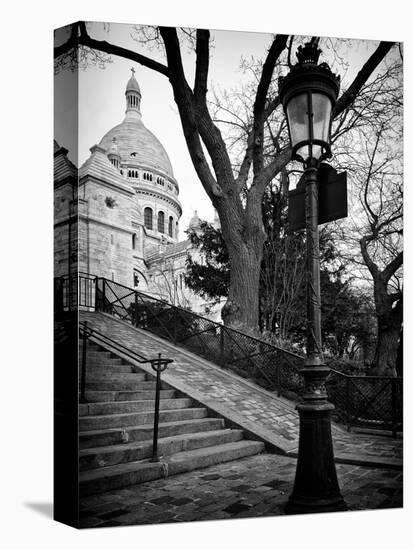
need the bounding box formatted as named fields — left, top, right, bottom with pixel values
left=296, top=41, right=322, bottom=65
left=131, top=67, right=136, bottom=76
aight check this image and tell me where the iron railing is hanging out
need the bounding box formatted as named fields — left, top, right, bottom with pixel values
left=326, top=369, right=403, bottom=436
left=79, top=320, right=173, bottom=461
left=93, top=275, right=304, bottom=396
left=57, top=274, right=403, bottom=435
left=55, top=272, right=96, bottom=314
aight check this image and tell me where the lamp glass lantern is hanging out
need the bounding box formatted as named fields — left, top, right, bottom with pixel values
left=279, top=42, right=340, bottom=166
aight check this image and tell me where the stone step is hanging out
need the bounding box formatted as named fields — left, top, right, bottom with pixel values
left=79, top=347, right=102, bottom=356
left=85, top=372, right=148, bottom=382
left=79, top=440, right=265, bottom=496
left=85, top=357, right=124, bottom=366
left=85, top=380, right=164, bottom=391
left=84, top=364, right=135, bottom=374
left=79, top=398, right=193, bottom=416
left=84, top=351, right=112, bottom=359
left=79, top=407, right=208, bottom=431
left=79, top=429, right=244, bottom=471
left=83, top=389, right=177, bottom=402
left=79, top=418, right=225, bottom=449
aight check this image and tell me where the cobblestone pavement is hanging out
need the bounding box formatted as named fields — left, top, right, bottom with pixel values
left=79, top=453, right=403, bottom=528
left=80, top=311, right=402, bottom=465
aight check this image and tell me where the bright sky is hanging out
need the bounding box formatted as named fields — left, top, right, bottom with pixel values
left=54, top=22, right=384, bottom=230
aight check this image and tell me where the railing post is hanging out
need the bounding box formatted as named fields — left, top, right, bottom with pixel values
left=220, top=326, right=225, bottom=366
left=134, top=291, right=139, bottom=327
left=102, top=279, right=106, bottom=313
left=80, top=322, right=88, bottom=403
left=173, top=308, right=178, bottom=346
left=346, top=377, right=351, bottom=432
left=151, top=353, right=162, bottom=463
left=391, top=378, right=397, bottom=438
left=150, top=354, right=172, bottom=463
left=94, top=277, right=99, bottom=311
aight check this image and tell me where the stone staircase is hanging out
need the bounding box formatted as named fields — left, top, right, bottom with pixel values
left=79, top=340, right=265, bottom=496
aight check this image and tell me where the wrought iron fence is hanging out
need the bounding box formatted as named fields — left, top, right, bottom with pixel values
left=54, top=272, right=96, bottom=313
left=93, top=275, right=304, bottom=397
left=58, top=273, right=403, bottom=435
left=326, top=370, right=403, bottom=436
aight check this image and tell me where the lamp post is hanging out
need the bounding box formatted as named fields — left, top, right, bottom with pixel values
left=278, top=39, right=347, bottom=514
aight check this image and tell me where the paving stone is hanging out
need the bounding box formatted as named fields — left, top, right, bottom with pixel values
left=98, top=508, right=129, bottom=520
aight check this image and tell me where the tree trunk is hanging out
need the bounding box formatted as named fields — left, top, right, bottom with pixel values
left=370, top=299, right=402, bottom=376
left=221, top=240, right=263, bottom=333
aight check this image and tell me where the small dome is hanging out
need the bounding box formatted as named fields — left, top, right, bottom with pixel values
left=108, top=137, right=120, bottom=157
left=126, top=68, right=141, bottom=94
left=188, top=210, right=201, bottom=230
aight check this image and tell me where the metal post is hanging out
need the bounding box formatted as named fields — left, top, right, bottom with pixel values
left=286, top=165, right=346, bottom=514
left=80, top=322, right=88, bottom=403
left=150, top=354, right=172, bottom=462
left=277, top=357, right=281, bottom=398
left=173, top=309, right=178, bottom=345
left=94, top=277, right=99, bottom=311
left=134, top=291, right=139, bottom=327
left=219, top=326, right=225, bottom=366
left=102, top=279, right=106, bottom=313
left=151, top=353, right=163, bottom=462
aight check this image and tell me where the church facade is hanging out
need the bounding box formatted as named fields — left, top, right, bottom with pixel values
left=54, top=69, right=223, bottom=320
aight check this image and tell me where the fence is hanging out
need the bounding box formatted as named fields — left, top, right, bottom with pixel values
left=94, top=275, right=304, bottom=396
left=55, top=273, right=403, bottom=435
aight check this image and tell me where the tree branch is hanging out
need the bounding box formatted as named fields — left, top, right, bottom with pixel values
left=360, top=235, right=379, bottom=278
left=383, top=251, right=403, bottom=282
left=252, top=35, right=288, bottom=176
left=194, top=29, right=210, bottom=100
left=333, top=41, right=395, bottom=117
left=55, top=21, right=171, bottom=76
left=159, top=27, right=222, bottom=199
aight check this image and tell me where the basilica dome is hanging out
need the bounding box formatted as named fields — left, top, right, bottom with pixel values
left=99, top=69, right=174, bottom=178
left=99, top=118, right=174, bottom=177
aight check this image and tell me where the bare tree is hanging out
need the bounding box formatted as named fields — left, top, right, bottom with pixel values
left=55, top=22, right=395, bottom=333
left=357, top=127, right=403, bottom=375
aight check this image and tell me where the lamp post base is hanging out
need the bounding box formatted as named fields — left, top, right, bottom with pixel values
left=285, top=401, right=347, bottom=515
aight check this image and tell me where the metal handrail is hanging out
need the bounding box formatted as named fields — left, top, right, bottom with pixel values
left=79, top=320, right=173, bottom=460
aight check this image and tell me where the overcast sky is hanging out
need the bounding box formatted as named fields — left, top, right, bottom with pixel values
left=54, top=22, right=383, bottom=230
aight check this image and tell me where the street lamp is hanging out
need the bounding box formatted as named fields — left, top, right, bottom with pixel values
left=279, top=39, right=347, bottom=514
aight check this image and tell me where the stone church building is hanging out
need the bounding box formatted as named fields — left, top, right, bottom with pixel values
left=54, top=69, right=223, bottom=319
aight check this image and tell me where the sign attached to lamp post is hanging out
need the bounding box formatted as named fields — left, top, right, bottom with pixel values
left=288, top=163, right=348, bottom=231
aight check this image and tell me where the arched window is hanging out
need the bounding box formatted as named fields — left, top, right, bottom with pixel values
left=157, top=211, right=165, bottom=233
left=168, top=216, right=173, bottom=237
left=144, top=207, right=153, bottom=230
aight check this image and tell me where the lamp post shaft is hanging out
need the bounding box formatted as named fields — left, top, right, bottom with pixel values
left=305, top=166, right=323, bottom=363
left=285, top=165, right=347, bottom=515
